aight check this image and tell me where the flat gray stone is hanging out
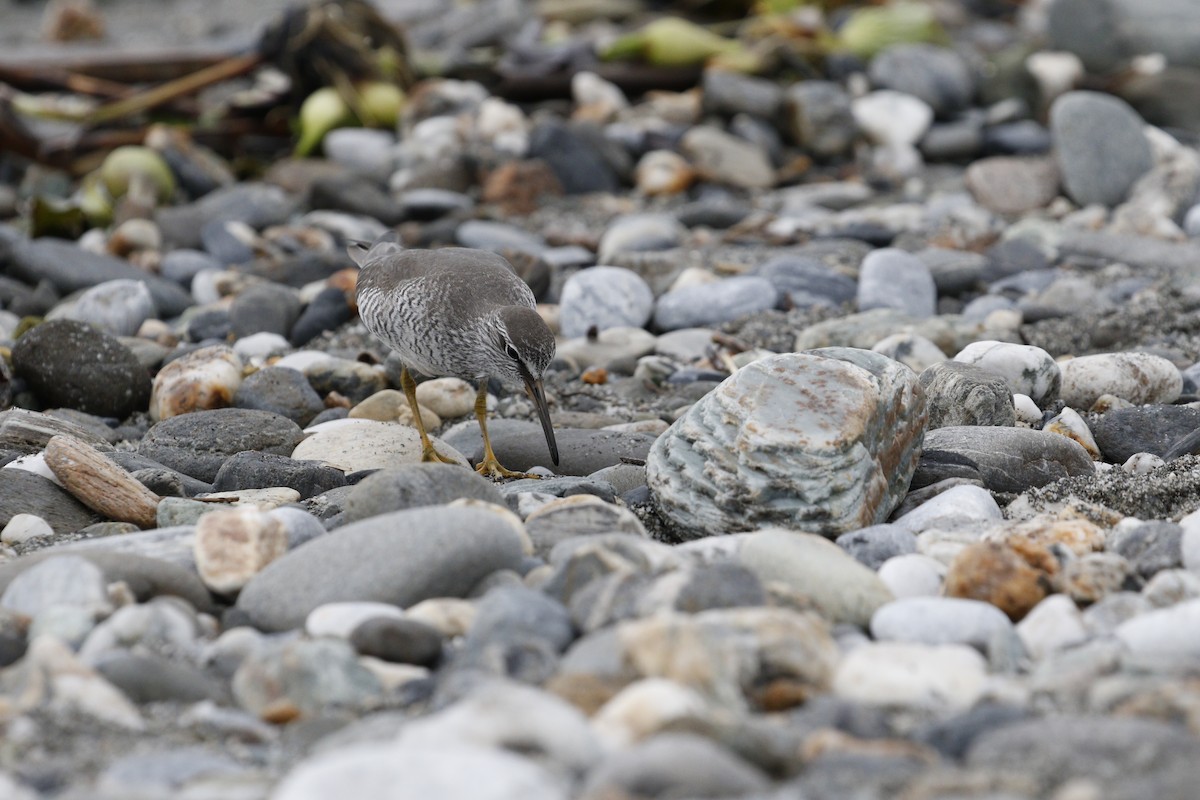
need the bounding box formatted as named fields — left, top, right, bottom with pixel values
left=236, top=505, right=528, bottom=631
left=443, top=420, right=656, bottom=476
left=139, top=408, right=305, bottom=483
left=914, top=426, right=1094, bottom=493
left=1051, top=91, right=1153, bottom=207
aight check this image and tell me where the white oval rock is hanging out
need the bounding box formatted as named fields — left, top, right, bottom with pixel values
left=877, top=553, right=945, bottom=598
left=852, top=90, right=934, bottom=146
left=306, top=602, right=407, bottom=639
left=954, top=341, right=1060, bottom=404
left=1058, top=352, right=1182, bottom=409
left=292, top=419, right=468, bottom=472
left=833, top=641, right=987, bottom=710
left=1, top=513, right=55, bottom=546
left=892, top=484, right=1003, bottom=535
left=414, top=377, right=477, bottom=420
left=871, top=596, right=1013, bottom=650
left=65, top=279, right=156, bottom=337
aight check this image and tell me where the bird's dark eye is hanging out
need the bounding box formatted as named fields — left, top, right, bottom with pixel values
left=504, top=344, right=520, bottom=360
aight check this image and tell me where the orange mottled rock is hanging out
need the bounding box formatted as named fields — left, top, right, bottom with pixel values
left=482, top=160, right=563, bottom=216
left=944, top=541, right=1050, bottom=621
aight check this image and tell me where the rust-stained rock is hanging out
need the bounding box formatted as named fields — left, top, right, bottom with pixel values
left=944, top=541, right=1050, bottom=622
left=149, top=344, right=244, bottom=421
left=647, top=348, right=926, bottom=539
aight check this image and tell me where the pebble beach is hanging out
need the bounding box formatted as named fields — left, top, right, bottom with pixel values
left=3, top=0, right=1200, bottom=797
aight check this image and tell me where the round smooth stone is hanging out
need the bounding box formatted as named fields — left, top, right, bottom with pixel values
left=559, top=267, right=655, bottom=339
left=953, top=341, right=1060, bottom=405
left=1050, top=90, right=1153, bottom=207
left=878, top=553, right=946, bottom=598
left=1059, top=352, right=1182, bottom=409
left=857, top=248, right=936, bottom=318
left=651, top=276, right=778, bottom=332
left=871, top=596, right=1013, bottom=650
left=852, top=90, right=934, bottom=146
left=291, top=419, right=468, bottom=473
left=833, top=641, right=987, bottom=710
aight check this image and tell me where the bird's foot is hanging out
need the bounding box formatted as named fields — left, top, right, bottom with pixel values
left=474, top=456, right=540, bottom=481
left=421, top=445, right=461, bottom=465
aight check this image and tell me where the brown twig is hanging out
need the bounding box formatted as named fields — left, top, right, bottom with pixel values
left=84, top=53, right=263, bottom=126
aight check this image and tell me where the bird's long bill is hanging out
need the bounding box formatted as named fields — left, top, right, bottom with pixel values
left=524, top=375, right=559, bottom=466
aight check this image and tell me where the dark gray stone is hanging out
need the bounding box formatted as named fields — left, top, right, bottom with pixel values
left=869, top=43, right=976, bottom=116
left=914, top=426, right=1095, bottom=493
left=12, top=320, right=151, bottom=419
left=1048, top=0, right=1200, bottom=73
left=229, top=283, right=302, bottom=339
left=155, top=182, right=298, bottom=249
left=139, top=408, right=305, bottom=483
left=1093, top=405, right=1200, bottom=463
left=916, top=247, right=987, bottom=296
left=919, top=361, right=1016, bottom=429
left=290, top=286, right=355, bottom=347
left=349, top=616, right=444, bottom=667
left=783, top=80, right=858, bottom=158
left=234, top=366, right=325, bottom=427
left=4, top=236, right=192, bottom=317
left=673, top=562, right=767, bottom=613
left=110, top=451, right=214, bottom=496
left=211, top=451, right=346, bottom=499
left=528, top=120, right=621, bottom=195
left=0, top=469, right=98, bottom=535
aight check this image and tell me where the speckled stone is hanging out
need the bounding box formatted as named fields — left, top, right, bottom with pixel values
left=647, top=348, right=926, bottom=538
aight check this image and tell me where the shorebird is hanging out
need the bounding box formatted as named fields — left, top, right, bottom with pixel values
left=351, top=240, right=559, bottom=479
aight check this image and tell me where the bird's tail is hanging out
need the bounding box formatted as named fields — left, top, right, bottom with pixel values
left=347, top=230, right=403, bottom=266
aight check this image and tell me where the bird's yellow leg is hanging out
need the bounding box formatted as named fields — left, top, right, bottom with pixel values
left=474, top=381, right=539, bottom=480
left=400, top=367, right=458, bottom=464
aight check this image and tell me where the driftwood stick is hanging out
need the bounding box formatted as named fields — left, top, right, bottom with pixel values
left=85, top=53, right=263, bottom=126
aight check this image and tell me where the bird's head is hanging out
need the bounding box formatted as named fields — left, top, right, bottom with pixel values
left=491, top=306, right=559, bottom=465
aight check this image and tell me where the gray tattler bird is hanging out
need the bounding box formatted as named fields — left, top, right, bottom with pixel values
left=351, top=240, right=559, bottom=478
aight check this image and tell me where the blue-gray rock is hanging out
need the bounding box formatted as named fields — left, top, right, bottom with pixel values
left=984, top=120, right=1053, bottom=155
left=917, top=248, right=987, bottom=296
left=453, top=585, right=574, bottom=683
left=0, top=468, right=98, bottom=535
left=857, top=248, right=937, bottom=317
left=212, top=451, right=346, bottom=499
left=97, top=747, right=245, bottom=798
left=139, top=408, right=305, bottom=483
left=529, top=120, right=621, bottom=195
left=652, top=276, right=778, bottom=331
left=984, top=238, right=1050, bottom=283
left=233, top=637, right=383, bottom=716
left=836, top=524, right=918, bottom=570
left=4, top=236, right=193, bottom=317
left=648, top=349, right=926, bottom=538
left=869, top=44, right=975, bottom=116
left=919, top=361, right=1016, bottom=429
left=783, top=80, right=858, bottom=158
left=914, top=426, right=1094, bottom=493
left=322, top=127, right=397, bottom=174
left=443, top=420, right=656, bottom=476
left=752, top=255, right=857, bottom=308
left=920, top=116, right=984, bottom=160
left=185, top=308, right=231, bottom=342
left=1108, top=521, right=1182, bottom=579
left=342, top=464, right=504, bottom=522
left=155, top=182, right=297, bottom=249
left=233, top=366, right=325, bottom=427
left=235, top=505, right=528, bottom=631
left=455, top=220, right=546, bottom=256
left=229, top=283, right=303, bottom=339
left=12, top=320, right=151, bottom=419
left=0, top=554, right=108, bottom=616
left=597, top=214, right=685, bottom=264
left=1051, top=91, right=1153, bottom=207
left=559, top=266, right=654, bottom=338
